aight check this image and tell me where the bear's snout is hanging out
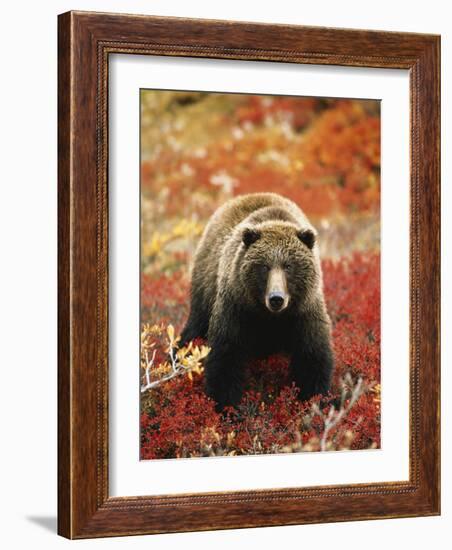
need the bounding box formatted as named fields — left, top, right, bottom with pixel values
left=265, top=267, right=289, bottom=313
left=268, top=292, right=285, bottom=311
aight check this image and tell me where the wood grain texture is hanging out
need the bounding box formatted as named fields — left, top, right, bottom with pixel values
left=57, top=10, right=440, bottom=539
left=57, top=10, right=72, bottom=538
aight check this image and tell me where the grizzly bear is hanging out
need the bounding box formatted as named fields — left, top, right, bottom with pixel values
left=179, top=192, right=334, bottom=411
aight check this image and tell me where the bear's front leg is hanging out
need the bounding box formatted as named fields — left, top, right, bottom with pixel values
left=204, top=343, right=245, bottom=412
left=179, top=290, right=209, bottom=348
left=289, top=315, right=334, bottom=401
left=204, top=299, right=245, bottom=411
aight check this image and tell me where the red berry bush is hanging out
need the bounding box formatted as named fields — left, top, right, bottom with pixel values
left=140, top=252, right=380, bottom=459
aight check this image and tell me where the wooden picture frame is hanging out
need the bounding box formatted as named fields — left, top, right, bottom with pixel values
left=58, top=11, right=440, bottom=539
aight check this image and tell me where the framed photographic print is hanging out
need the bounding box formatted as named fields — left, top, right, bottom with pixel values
left=58, top=11, right=440, bottom=538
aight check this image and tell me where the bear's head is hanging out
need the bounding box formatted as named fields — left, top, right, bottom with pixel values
left=239, top=222, right=320, bottom=314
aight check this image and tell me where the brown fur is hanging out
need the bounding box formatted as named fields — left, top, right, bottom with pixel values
left=180, top=192, right=334, bottom=410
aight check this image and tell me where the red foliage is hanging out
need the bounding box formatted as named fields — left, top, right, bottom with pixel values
left=141, top=271, right=189, bottom=332
left=140, top=252, right=381, bottom=458
left=324, top=252, right=380, bottom=387
left=324, top=253, right=381, bottom=450
left=141, top=98, right=380, bottom=219
left=140, top=94, right=381, bottom=458
left=141, top=374, right=220, bottom=459
left=235, top=96, right=321, bottom=130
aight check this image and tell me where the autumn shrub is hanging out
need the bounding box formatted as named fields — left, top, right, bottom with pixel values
left=140, top=252, right=381, bottom=459
left=139, top=92, right=381, bottom=460
left=141, top=96, right=380, bottom=222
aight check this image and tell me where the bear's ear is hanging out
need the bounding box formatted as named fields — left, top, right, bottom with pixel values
left=242, top=228, right=261, bottom=248
left=297, top=229, right=316, bottom=249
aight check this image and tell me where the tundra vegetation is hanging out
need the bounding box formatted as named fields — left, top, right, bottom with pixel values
left=140, top=91, right=381, bottom=459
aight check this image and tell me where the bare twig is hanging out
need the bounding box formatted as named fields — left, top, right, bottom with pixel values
left=140, top=324, right=209, bottom=393
left=143, top=348, right=157, bottom=390
left=319, top=377, right=364, bottom=452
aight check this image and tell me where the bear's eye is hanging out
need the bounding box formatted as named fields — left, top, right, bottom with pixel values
left=283, top=262, right=293, bottom=271
left=257, top=264, right=269, bottom=275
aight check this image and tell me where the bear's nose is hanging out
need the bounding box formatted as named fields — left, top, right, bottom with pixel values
left=269, top=292, right=284, bottom=311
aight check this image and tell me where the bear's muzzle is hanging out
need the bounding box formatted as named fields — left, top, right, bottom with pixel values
left=265, top=267, right=289, bottom=312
